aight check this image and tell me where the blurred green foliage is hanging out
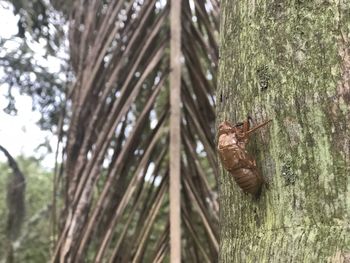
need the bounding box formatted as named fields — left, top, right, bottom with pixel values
left=0, top=156, right=53, bottom=262
left=0, top=0, right=69, bottom=131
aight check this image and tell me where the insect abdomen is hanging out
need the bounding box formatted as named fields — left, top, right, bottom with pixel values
left=231, top=168, right=263, bottom=195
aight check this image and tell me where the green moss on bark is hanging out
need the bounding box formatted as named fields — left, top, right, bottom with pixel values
left=218, top=1, right=350, bottom=262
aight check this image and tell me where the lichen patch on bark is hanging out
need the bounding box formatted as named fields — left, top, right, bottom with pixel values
left=337, top=32, right=350, bottom=102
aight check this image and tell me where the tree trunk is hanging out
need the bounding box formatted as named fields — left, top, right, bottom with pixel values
left=217, top=1, right=350, bottom=262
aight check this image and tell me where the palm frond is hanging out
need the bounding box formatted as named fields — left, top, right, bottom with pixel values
left=52, top=0, right=220, bottom=262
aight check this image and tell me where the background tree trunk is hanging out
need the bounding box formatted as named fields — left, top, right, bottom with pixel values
left=217, top=1, right=350, bottom=262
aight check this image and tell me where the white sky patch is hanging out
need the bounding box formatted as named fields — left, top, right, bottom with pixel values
left=144, top=162, right=162, bottom=186
left=0, top=2, right=57, bottom=169
left=0, top=1, right=18, bottom=38
left=0, top=89, right=56, bottom=168
left=149, top=109, right=157, bottom=129
left=189, top=0, right=195, bottom=10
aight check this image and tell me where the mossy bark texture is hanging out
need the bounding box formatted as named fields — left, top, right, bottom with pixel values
left=217, top=1, right=350, bottom=262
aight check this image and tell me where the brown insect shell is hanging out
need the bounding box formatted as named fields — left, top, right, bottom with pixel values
left=217, top=121, right=264, bottom=196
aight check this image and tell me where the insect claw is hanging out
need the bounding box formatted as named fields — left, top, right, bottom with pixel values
left=246, top=119, right=272, bottom=136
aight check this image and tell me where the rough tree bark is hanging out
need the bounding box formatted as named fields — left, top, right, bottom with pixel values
left=217, top=1, right=350, bottom=262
